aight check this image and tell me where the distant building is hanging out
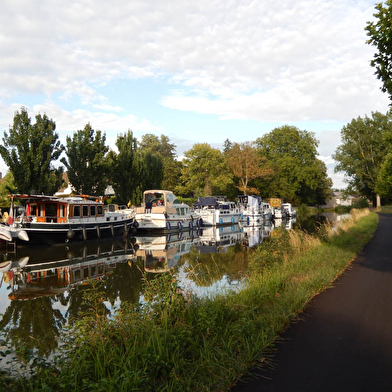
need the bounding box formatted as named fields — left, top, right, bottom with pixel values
left=322, top=191, right=357, bottom=209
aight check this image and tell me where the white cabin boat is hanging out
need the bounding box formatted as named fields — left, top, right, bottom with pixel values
left=238, top=195, right=263, bottom=225
left=273, top=206, right=284, bottom=219
left=261, top=202, right=273, bottom=220
left=135, top=190, right=201, bottom=231
left=135, top=231, right=197, bottom=272
left=196, top=224, right=244, bottom=253
left=193, top=196, right=241, bottom=226
left=282, top=203, right=296, bottom=217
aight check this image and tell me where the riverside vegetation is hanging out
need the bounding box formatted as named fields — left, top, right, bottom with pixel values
left=1, top=209, right=378, bottom=391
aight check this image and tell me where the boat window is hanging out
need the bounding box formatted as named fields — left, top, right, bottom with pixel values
left=82, top=205, right=89, bottom=217
left=59, top=204, right=65, bottom=218
left=73, top=205, right=81, bottom=217
left=145, top=192, right=165, bottom=207
left=90, top=205, right=96, bottom=216
left=38, top=204, right=44, bottom=217
left=97, top=205, right=103, bottom=215
left=30, top=204, right=37, bottom=216
left=74, top=269, right=81, bottom=281
left=45, top=203, right=57, bottom=218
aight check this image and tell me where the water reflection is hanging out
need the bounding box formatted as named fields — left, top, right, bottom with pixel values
left=135, top=230, right=198, bottom=273
left=0, top=218, right=302, bottom=370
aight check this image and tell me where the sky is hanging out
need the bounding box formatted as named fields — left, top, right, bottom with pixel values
left=0, top=0, right=390, bottom=189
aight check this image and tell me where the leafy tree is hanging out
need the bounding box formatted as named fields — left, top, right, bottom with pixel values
left=226, top=142, right=272, bottom=195
left=108, top=131, right=139, bottom=205
left=333, top=111, right=392, bottom=204
left=365, top=1, right=392, bottom=102
left=223, top=138, right=233, bottom=153
left=180, top=143, right=233, bottom=197
left=0, top=172, right=16, bottom=207
left=139, top=134, right=180, bottom=190
left=376, top=152, right=392, bottom=198
left=139, top=134, right=176, bottom=159
left=108, top=131, right=164, bottom=205
left=256, top=125, right=331, bottom=205
left=0, top=108, right=64, bottom=195
left=61, top=124, right=109, bottom=195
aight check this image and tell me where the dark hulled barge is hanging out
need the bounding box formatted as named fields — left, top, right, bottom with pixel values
left=0, top=194, right=138, bottom=245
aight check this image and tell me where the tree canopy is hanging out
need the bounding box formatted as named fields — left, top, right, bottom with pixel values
left=333, top=111, right=392, bottom=201
left=366, top=1, right=392, bottom=102
left=226, top=142, right=272, bottom=195
left=108, top=131, right=163, bottom=205
left=256, top=126, right=331, bottom=205
left=139, top=134, right=181, bottom=191
left=0, top=108, right=64, bottom=195
left=180, top=143, right=233, bottom=197
left=61, top=124, right=109, bottom=195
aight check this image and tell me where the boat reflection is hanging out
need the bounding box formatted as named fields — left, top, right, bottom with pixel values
left=135, top=230, right=198, bottom=273
left=1, top=238, right=137, bottom=301
left=196, top=225, right=244, bottom=253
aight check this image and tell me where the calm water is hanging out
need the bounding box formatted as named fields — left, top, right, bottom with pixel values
left=0, top=213, right=342, bottom=371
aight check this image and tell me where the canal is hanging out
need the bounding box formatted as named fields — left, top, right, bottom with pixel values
left=0, top=213, right=346, bottom=373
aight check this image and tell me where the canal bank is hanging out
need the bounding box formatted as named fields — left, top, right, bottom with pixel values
left=233, top=212, right=392, bottom=392
left=0, top=210, right=377, bottom=391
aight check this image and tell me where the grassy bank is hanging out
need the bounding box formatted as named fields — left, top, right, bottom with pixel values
left=5, top=210, right=378, bottom=391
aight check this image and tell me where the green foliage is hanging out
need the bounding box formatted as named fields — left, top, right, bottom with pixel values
left=108, top=130, right=139, bottom=205
left=139, top=134, right=181, bottom=191
left=256, top=126, right=332, bottom=205
left=376, top=152, right=392, bottom=198
left=180, top=143, right=233, bottom=197
left=0, top=108, right=64, bottom=195
left=366, top=1, right=392, bottom=101
left=109, top=131, right=164, bottom=205
left=0, top=172, right=16, bottom=207
left=61, top=123, right=109, bottom=195
left=248, top=230, right=290, bottom=274
left=333, top=111, right=392, bottom=200
left=334, top=205, right=351, bottom=214
left=352, top=197, right=371, bottom=209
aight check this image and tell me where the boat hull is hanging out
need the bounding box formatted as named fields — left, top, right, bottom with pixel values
left=14, top=217, right=136, bottom=245
left=195, top=210, right=241, bottom=226
left=135, top=213, right=202, bottom=232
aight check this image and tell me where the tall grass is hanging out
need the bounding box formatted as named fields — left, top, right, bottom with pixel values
left=5, top=210, right=378, bottom=392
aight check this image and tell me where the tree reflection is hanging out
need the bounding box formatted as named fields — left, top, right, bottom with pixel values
left=0, top=296, right=65, bottom=359
left=179, top=243, right=250, bottom=287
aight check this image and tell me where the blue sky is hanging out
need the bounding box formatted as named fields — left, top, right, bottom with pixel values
left=0, top=0, right=390, bottom=189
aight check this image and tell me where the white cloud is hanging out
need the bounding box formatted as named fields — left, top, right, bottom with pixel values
left=0, top=0, right=388, bottom=190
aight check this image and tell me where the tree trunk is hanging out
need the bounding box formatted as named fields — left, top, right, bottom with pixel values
left=376, top=194, right=381, bottom=208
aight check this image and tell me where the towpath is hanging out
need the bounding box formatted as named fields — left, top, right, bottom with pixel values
left=231, top=212, right=392, bottom=392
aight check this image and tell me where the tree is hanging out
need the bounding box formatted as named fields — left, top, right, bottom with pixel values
left=139, top=134, right=181, bottom=190
left=108, top=131, right=164, bottom=205
left=0, top=108, right=64, bottom=195
left=0, top=172, right=16, bottom=207
left=223, top=138, right=233, bottom=153
left=61, top=124, right=109, bottom=195
left=333, top=111, right=392, bottom=204
left=108, top=131, right=139, bottom=205
left=256, top=125, right=331, bottom=205
left=365, top=1, right=392, bottom=102
left=180, top=143, right=233, bottom=197
left=376, top=152, right=392, bottom=198
left=226, top=142, right=272, bottom=195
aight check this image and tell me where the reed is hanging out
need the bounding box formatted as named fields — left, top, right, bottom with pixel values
left=7, top=211, right=378, bottom=392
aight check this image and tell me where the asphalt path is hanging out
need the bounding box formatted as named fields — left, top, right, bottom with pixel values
left=231, top=212, right=392, bottom=392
